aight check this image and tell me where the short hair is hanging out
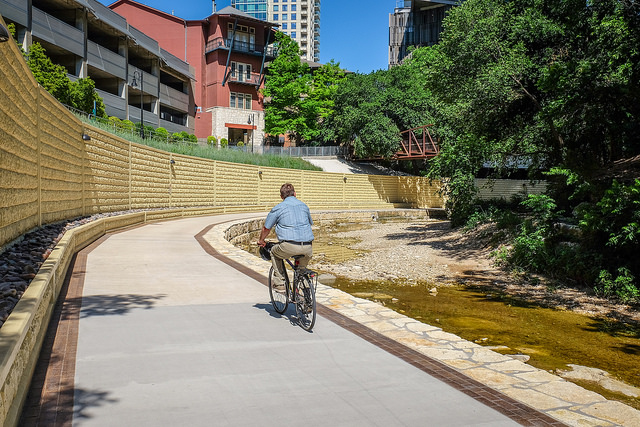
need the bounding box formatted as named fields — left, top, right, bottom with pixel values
left=280, top=183, right=295, bottom=198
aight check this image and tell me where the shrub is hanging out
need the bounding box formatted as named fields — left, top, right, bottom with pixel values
left=188, top=133, right=198, bottom=143
left=207, top=136, right=217, bottom=146
left=121, top=120, right=135, bottom=132
left=595, top=268, right=639, bottom=302
left=155, top=127, right=169, bottom=140
left=220, top=138, right=228, bottom=148
left=237, top=141, right=245, bottom=147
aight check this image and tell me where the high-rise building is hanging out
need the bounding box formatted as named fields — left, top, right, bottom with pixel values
left=230, top=0, right=268, bottom=21
left=389, top=0, right=458, bottom=68
left=233, top=0, right=320, bottom=62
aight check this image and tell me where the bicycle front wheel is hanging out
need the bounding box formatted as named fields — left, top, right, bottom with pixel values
left=295, top=275, right=316, bottom=331
left=268, top=266, right=289, bottom=314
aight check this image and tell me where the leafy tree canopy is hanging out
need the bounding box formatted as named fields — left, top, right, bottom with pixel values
left=26, top=42, right=106, bottom=117
left=262, top=32, right=346, bottom=144
left=407, top=0, right=640, bottom=210
left=322, top=61, right=435, bottom=158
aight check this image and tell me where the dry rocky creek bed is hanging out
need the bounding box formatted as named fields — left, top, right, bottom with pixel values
left=312, top=219, right=640, bottom=324
left=309, top=219, right=640, bottom=402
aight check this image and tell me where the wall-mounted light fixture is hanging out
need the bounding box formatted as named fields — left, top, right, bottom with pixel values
left=170, top=159, right=175, bottom=165
left=343, top=176, right=347, bottom=183
left=258, top=170, right=263, bottom=177
left=130, top=70, right=144, bottom=139
left=82, top=133, right=91, bottom=141
left=0, top=24, right=9, bottom=43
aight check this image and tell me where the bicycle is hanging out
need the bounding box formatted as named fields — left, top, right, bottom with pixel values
left=259, top=242, right=317, bottom=331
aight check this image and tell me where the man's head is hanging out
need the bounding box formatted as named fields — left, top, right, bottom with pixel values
left=280, top=183, right=296, bottom=199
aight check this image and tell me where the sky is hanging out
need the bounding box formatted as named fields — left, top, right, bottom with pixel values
left=98, top=0, right=395, bottom=73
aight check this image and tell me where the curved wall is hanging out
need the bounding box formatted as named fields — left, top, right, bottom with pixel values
left=0, top=23, right=444, bottom=250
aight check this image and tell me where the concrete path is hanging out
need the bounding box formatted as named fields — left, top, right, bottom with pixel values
left=21, top=213, right=640, bottom=426
left=302, top=157, right=388, bottom=175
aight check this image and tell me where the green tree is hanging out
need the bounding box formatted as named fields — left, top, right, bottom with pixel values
left=262, top=33, right=308, bottom=141
left=323, top=62, right=434, bottom=158
left=27, top=43, right=71, bottom=104
left=68, top=77, right=106, bottom=118
left=26, top=42, right=106, bottom=117
left=262, top=33, right=345, bottom=144
left=412, top=0, right=640, bottom=217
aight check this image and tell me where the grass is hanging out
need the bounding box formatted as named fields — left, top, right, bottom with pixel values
left=77, top=114, right=323, bottom=171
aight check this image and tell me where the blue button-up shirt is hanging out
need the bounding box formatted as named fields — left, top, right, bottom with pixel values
left=264, top=196, right=314, bottom=242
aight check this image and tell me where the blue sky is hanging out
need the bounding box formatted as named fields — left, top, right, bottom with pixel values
left=99, top=0, right=394, bottom=73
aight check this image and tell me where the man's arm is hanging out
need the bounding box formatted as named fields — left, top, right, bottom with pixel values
left=257, top=226, right=271, bottom=247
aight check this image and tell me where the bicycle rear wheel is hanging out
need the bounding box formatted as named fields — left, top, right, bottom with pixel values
left=268, top=266, right=289, bottom=314
left=295, top=274, right=316, bottom=331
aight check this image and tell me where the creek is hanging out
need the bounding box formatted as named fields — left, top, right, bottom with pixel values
left=241, top=220, right=640, bottom=410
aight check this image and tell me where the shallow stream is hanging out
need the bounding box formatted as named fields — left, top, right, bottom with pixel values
left=241, top=220, right=640, bottom=409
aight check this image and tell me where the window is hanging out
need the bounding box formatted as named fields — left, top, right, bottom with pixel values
left=273, top=13, right=278, bottom=20
left=291, top=22, right=296, bottom=29
left=291, top=13, right=296, bottom=20
left=227, top=23, right=255, bottom=51
left=282, top=14, right=288, bottom=20
left=282, top=5, right=288, bottom=11
left=273, top=5, right=279, bottom=11
left=231, top=61, right=252, bottom=82
left=230, top=92, right=252, bottom=110
left=291, top=32, right=296, bottom=38
left=292, top=4, right=296, bottom=11
left=282, top=23, right=287, bottom=30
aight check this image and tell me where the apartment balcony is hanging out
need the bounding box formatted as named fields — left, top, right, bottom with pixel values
left=204, top=37, right=277, bottom=59
left=87, top=40, right=127, bottom=80
left=228, top=71, right=262, bottom=86
left=32, top=7, right=84, bottom=57
left=128, top=68, right=158, bottom=96
left=96, top=88, right=127, bottom=118
left=159, top=84, right=189, bottom=112
left=1, top=0, right=28, bottom=23
left=128, top=105, right=158, bottom=128
left=159, top=117, right=190, bottom=135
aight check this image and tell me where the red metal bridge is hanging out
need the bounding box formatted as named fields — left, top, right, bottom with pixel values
left=396, top=125, right=439, bottom=160
left=353, top=125, right=439, bottom=161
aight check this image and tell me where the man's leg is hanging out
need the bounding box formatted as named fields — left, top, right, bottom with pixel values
left=295, top=244, right=313, bottom=270
left=270, top=242, right=297, bottom=291
left=270, top=242, right=312, bottom=289
left=270, top=255, right=287, bottom=291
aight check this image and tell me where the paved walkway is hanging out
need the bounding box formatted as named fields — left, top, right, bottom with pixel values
left=20, top=214, right=640, bottom=426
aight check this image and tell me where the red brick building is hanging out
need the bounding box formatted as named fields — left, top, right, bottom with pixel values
left=109, top=1, right=277, bottom=147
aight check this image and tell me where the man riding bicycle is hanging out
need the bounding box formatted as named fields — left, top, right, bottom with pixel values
left=257, top=183, right=314, bottom=292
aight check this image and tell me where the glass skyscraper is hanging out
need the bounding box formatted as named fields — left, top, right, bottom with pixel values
left=231, top=0, right=320, bottom=62
left=231, top=0, right=268, bottom=21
